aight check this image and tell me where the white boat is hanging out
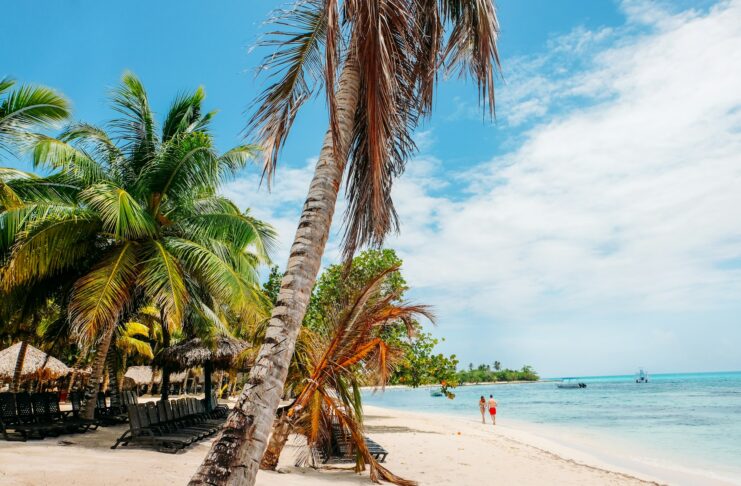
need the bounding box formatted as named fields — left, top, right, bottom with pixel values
left=556, top=378, right=587, bottom=389
left=635, top=368, right=649, bottom=383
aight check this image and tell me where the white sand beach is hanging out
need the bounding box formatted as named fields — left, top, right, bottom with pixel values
left=0, top=404, right=675, bottom=486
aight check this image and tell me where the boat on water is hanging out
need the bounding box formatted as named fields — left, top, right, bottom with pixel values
left=556, top=378, right=587, bottom=389
left=635, top=368, right=649, bottom=383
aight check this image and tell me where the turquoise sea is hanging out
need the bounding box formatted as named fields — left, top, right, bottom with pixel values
left=362, top=371, right=741, bottom=484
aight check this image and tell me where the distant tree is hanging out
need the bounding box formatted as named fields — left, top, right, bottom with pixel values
left=494, top=360, right=501, bottom=371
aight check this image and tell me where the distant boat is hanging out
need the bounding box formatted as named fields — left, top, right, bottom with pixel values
left=636, top=368, right=649, bottom=383
left=556, top=378, right=587, bottom=389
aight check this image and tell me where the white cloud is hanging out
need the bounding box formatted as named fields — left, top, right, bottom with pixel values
left=385, top=0, right=741, bottom=372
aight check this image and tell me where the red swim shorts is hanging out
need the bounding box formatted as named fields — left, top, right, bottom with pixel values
left=489, top=407, right=496, bottom=415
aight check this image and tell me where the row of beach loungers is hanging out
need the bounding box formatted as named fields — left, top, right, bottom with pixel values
left=0, top=391, right=98, bottom=441
left=112, top=398, right=227, bottom=453
left=2, top=391, right=390, bottom=463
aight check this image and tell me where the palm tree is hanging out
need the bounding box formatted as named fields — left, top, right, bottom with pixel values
left=0, top=72, right=276, bottom=419
left=0, top=77, right=69, bottom=393
left=192, top=1, right=500, bottom=484
left=261, top=266, right=431, bottom=486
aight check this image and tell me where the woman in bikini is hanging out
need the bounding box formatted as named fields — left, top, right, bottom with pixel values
left=479, top=396, right=486, bottom=423
left=488, top=394, right=497, bottom=425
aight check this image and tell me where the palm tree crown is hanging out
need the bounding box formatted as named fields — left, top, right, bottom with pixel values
left=251, top=0, right=499, bottom=257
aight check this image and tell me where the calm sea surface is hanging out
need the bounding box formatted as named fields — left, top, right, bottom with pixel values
left=362, top=372, right=741, bottom=483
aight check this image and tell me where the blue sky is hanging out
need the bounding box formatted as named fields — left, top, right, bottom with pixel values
left=3, top=0, right=740, bottom=376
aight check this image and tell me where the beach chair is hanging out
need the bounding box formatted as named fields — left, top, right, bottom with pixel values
left=68, top=391, right=100, bottom=430
left=16, top=392, right=61, bottom=438
left=95, top=392, right=127, bottom=425
left=147, top=401, right=206, bottom=441
left=0, top=392, right=44, bottom=441
left=111, top=404, right=191, bottom=453
left=44, top=392, right=96, bottom=433
left=173, top=399, right=215, bottom=436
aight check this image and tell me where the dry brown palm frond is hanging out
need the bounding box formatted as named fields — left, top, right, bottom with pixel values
left=248, top=0, right=500, bottom=258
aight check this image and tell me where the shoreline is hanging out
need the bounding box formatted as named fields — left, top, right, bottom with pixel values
left=366, top=405, right=738, bottom=486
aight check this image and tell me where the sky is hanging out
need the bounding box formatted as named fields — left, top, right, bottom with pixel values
left=2, top=0, right=740, bottom=376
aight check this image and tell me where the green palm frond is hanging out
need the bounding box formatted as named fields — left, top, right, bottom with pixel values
left=0, top=79, right=70, bottom=153
left=2, top=172, right=82, bottom=205
left=32, top=135, right=108, bottom=185
left=59, top=123, right=124, bottom=174
left=136, top=131, right=217, bottom=214
left=138, top=240, right=188, bottom=332
left=116, top=321, right=153, bottom=359
left=1, top=210, right=101, bottom=289
left=79, top=182, right=156, bottom=240
left=216, top=145, right=259, bottom=180
left=161, top=87, right=207, bottom=142
left=182, top=207, right=277, bottom=262
left=110, top=71, right=158, bottom=174
left=165, top=237, right=249, bottom=307
left=69, top=242, right=139, bottom=343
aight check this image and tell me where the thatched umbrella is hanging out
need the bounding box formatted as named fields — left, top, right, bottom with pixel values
left=0, top=342, right=70, bottom=386
left=159, top=336, right=249, bottom=410
left=124, top=365, right=154, bottom=386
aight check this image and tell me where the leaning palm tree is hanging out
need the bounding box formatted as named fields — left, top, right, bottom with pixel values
left=192, top=1, right=500, bottom=484
left=0, top=72, right=276, bottom=419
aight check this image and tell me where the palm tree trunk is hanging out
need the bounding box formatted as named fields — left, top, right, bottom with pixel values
left=260, top=411, right=291, bottom=471
left=160, top=317, right=171, bottom=402
left=11, top=341, right=29, bottom=393
left=190, top=57, right=361, bottom=486
left=80, top=325, right=115, bottom=420
left=107, top=348, right=121, bottom=408
left=204, top=360, right=213, bottom=411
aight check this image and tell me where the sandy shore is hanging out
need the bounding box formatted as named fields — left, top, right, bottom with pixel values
left=0, top=404, right=673, bottom=486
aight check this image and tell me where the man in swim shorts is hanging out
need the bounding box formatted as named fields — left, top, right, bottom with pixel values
left=488, top=394, right=497, bottom=425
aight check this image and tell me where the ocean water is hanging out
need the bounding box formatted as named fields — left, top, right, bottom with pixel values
left=362, top=372, right=741, bottom=483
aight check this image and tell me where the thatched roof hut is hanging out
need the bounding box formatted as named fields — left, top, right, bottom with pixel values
left=124, top=365, right=154, bottom=385
left=0, top=342, right=70, bottom=382
left=159, top=336, right=249, bottom=371
left=124, top=366, right=187, bottom=385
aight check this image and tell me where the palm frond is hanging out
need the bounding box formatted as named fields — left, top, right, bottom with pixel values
left=68, top=242, right=139, bottom=344
left=341, top=0, right=420, bottom=259
left=32, top=135, right=108, bottom=185
left=162, top=87, right=206, bottom=142
left=109, top=71, right=158, bottom=175
left=79, top=182, right=156, bottom=240
left=0, top=81, right=70, bottom=152
left=248, top=0, right=329, bottom=182
left=182, top=207, right=277, bottom=262
left=1, top=210, right=101, bottom=289
left=138, top=240, right=188, bottom=333
left=440, top=0, right=501, bottom=115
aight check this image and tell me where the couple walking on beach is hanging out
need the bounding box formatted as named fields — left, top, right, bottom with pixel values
left=479, top=395, right=497, bottom=425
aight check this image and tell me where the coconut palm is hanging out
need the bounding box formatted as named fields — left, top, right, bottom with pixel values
left=192, top=1, right=500, bottom=484
left=0, top=72, right=276, bottom=419
left=260, top=266, right=431, bottom=486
